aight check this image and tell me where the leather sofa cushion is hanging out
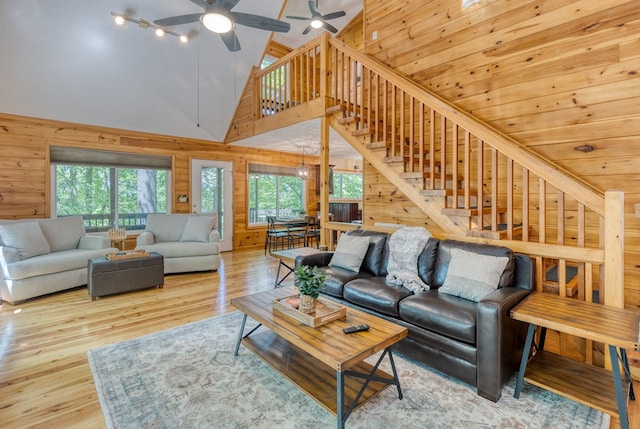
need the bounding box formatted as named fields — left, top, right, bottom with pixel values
left=399, top=290, right=478, bottom=344
left=317, top=265, right=372, bottom=298
left=432, top=240, right=515, bottom=289
left=344, top=277, right=414, bottom=317
left=344, top=230, right=388, bottom=276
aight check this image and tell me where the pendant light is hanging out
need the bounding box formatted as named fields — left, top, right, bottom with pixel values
left=295, top=147, right=312, bottom=180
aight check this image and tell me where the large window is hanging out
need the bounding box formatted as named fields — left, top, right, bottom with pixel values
left=248, top=164, right=305, bottom=224
left=332, top=172, right=362, bottom=199
left=51, top=148, right=171, bottom=232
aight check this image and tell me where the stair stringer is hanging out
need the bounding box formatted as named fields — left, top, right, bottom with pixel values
left=328, top=115, right=467, bottom=235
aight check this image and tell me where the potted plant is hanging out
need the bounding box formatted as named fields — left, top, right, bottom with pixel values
left=295, top=264, right=326, bottom=313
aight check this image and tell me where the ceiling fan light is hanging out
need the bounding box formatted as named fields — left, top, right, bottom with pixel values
left=310, top=19, right=323, bottom=29
left=155, top=28, right=165, bottom=37
left=202, top=12, right=233, bottom=33
left=114, top=15, right=125, bottom=26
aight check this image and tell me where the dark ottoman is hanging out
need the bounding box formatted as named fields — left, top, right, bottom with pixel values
left=88, top=252, right=164, bottom=300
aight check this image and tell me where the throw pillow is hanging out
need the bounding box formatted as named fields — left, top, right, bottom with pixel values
left=328, top=234, right=370, bottom=272
left=39, top=216, right=85, bottom=252
left=0, top=221, right=51, bottom=260
left=180, top=216, right=215, bottom=242
left=438, top=248, right=509, bottom=302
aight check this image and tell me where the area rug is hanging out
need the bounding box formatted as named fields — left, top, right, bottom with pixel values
left=88, top=311, right=609, bottom=429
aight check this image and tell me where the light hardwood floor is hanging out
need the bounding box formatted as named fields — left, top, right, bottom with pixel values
left=0, top=249, right=637, bottom=428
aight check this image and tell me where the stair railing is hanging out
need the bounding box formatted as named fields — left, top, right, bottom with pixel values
left=252, top=33, right=624, bottom=311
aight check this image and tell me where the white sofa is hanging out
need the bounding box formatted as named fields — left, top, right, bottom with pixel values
left=0, top=216, right=118, bottom=304
left=135, top=214, right=221, bottom=274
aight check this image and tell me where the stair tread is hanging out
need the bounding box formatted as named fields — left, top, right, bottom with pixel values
left=326, top=105, right=344, bottom=115
left=338, top=116, right=360, bottom=124
left=441, top=206, right=506, bottom=216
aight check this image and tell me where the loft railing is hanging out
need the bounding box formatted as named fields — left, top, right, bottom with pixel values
left=253, top=34, right=624, bottom=313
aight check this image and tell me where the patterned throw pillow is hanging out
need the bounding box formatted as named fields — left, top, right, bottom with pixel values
left=328, top=234, right=371, bottom=272
left=438, top=248, right=509, bottom=302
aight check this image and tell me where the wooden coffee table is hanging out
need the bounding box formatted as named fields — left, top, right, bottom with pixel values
left=231, top=286, right=408, bottom=429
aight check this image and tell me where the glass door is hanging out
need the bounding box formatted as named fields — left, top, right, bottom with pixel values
left=191, top=159, right=233, bottom=252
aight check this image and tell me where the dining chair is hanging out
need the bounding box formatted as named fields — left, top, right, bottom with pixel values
left=265, top=215, right=291, bottom=254
left=291, top=216, right=320, bottom=248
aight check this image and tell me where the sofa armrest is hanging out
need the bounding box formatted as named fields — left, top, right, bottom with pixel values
left=78, top=235, right=112, bottom=250
left=136, top=231, right=155, bottom=246
left=295, top=252, right=334, bottom=269
left=208, top=229, right=220, bottom=243
left=0, top=246, right=20, bottom=271
left=476, top=287, right=531, bottom=402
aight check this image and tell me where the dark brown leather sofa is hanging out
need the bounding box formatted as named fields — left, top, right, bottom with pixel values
left=295, top=230, right=535, bottom=402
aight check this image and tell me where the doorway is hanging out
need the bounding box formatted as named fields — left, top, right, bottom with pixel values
left=191, top=159, right=233, bottom=252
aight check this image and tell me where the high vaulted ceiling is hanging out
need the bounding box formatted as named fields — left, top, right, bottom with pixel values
left=0, top=0, right=362, bottom=159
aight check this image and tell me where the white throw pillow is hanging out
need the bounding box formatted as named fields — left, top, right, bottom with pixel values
left=180, top=216, right=215, bottom=242
left=328, top=234, right=370, bottom=272
left=39, top=216, right=85, bottom=252
left=438, top=248, right=509, bottom=302
left=0, top=221, right=51, bottom=260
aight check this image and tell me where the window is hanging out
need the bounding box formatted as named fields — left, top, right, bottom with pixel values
left=248, top=164, right=305, bottom=224
left=51, top=148, right=171, bottom=232
left=332, top=172, right=362, bottom=199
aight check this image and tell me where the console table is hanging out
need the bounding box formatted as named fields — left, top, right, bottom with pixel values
left=511, top=292, right=638, bottom=429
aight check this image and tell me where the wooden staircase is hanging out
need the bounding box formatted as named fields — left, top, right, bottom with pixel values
left=327, top=104, right=526, bottom=239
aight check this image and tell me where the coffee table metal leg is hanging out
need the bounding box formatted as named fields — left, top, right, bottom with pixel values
left=234, top=314, right=263, bottom=356
left=337, top=370, right=345, bottom=429
left=274, top=259, right=295, bottom=288
left=234, top=314, right=248, bottom=356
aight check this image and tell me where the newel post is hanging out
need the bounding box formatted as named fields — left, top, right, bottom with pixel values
left=603, top=190, right=625, bottom=309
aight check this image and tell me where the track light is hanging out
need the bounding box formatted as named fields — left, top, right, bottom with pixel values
left=111, top=12, right=190, bottom=44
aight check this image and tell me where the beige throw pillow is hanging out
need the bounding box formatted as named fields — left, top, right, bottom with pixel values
left=438, top=248, right=509, bottom=302
left=328, top=234, right=370, bottom=272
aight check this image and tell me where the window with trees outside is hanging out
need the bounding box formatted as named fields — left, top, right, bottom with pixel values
left=332, top=172, right=363, bottom=199
left=248, top=163, right=305, bottom=224
left=54, top=165, right=169, bottom=232
left=51, top=148, right=171, bottom=232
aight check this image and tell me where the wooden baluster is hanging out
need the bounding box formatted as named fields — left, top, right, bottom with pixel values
left=584, top=260, right=594, bottom=364
left=399, top=89, right=405, bottom=160
left=477, top=139, right=484, bottom=231
left=382, top=79, right=387, bottom=145
left=452, top=123, right=459, bottom=209
left=366, top=67, right=371, bottom=134
left=535, top=256, right=544, bottom=292
left=440, top=115, right=447, bottom=191
left=539, top=179, right=546, bottom=244
left=346, top=57, right=352, bottom=117
left=507, top=158, right=514, bottom=240
left=409, top=95, right=415, bottom=172
left=419, top=103, right=425, bottom=181
left=429, top=109, right=436, bottom=191
left=491, top=147, right=498, bottom=231
left=374, top=73, right=380, bottom=142
left=391, top=85, right=396, bottom=156
left=522, top=167, right=529, bottom=241
left=464, top=131, right=471, bottom=210
left=577, top=203, right=586, bottom=301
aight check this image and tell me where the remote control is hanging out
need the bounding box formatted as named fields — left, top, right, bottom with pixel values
left=343, top=324, right=370, bottom=334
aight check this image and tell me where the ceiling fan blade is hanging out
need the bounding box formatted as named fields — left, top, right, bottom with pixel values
left=323, top=22, right=339, bottom=34
left=189, top=0, right=210, bottom=9
left=285, top=15, right=311, bottom=20
left=308, top=1, right=319, bottom=16
left=302, top=24, right=313, bottom=35
left=322, top=11, right=346, bottom=21
left=231, top=12, right=290, bottom=33
left=220, top=29, right=241, bottom=52
left=154, top=13, right=203, bottom=26
left=218, top=0, right=241, bottom=9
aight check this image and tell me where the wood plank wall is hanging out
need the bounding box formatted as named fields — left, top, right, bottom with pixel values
left=0, top=113, right=319, bottom=251
left=362, top=0, right=640, bottom=310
